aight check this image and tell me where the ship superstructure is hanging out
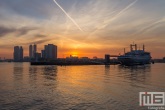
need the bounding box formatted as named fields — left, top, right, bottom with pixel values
left=118, top=44, right=151, bottom=65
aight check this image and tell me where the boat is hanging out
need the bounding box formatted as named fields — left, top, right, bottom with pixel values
left=118, top=44, right=151, bottom=65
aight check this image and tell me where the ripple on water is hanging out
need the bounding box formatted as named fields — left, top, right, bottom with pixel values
left=0, top=63, right=165, bottom=110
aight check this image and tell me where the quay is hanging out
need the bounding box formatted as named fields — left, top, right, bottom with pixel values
left=30, top=57, right=120, bottom=66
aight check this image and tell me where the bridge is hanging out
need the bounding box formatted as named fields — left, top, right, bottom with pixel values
left=109, top=55, right=119, bottom=57
left=104, top=54, right=120, bottom=64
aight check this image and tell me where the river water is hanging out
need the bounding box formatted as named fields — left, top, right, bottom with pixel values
left=0, top=63, right=165, bottom=110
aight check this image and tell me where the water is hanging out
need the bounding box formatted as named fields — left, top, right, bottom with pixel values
left=0, top=63, right=165, bottom=110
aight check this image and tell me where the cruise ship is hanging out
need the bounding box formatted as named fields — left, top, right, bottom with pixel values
left=118, top=44, right=151, bottom=65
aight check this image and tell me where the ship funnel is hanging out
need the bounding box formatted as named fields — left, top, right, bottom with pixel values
left=130, top=44, right=132, bottom=51
left=143, top=44, right=145, bottom=51
left=135, top=44, right=137, bottom=50
left=130, top=44, right=137, bottom=51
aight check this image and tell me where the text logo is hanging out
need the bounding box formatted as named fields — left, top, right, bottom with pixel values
left=139, top=92, right=165, bottom=106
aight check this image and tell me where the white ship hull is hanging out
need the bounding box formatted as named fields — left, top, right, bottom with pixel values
left=118, top=56, right=151, bottom=65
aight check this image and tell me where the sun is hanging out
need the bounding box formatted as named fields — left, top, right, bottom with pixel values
left=71, top=54, right=78, bottom=57
left=71, top=52, right=79, bottom=57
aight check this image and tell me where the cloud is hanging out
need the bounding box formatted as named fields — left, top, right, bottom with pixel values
left=0, top=0, right=165, bottom=58
left=34, top=34, right=47, bottom=38
left=0, top=0, right=56, bottom=20
left=17, top=27, right=37, bottom=36
left=0, top=26, right=37, bottom=37
left=25, top=39, right=52, bottom=45
left=0, top=26, right=15, bottom=37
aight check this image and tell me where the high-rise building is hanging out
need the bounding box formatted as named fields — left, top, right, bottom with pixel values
left=14, top=46, right=19, bottom=62
left=44, top=44, right=57, bottom=59
left=41, top=50, right=45, bottom=58
left=105, top=54, right=110, bottom=64
left=13, top=46, right=24, bottom=62
left=20, top=46, right=23, bottom=61
left=48, top=44, right=55, bottom=59
left=29, top=44, right=37, bottom=59
left=44, top=45, right=48, bottom=58
left=35, top=52, right=41, bottom=59
left=33, top=44, right=37, bottom=58
left=29, top=45, right=33, bottom=58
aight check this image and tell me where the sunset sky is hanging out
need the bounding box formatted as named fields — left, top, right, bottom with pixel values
left=0, top=0, right=165, bottom=59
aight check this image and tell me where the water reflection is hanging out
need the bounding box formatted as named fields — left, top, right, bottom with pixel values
left=41, top=66, right=58, bottom=88
left=29, top=66, right=38, bottom=80
left=104, top=65, right=110, bottom=74
left=28, top=66, right=38, bottom=87
left=13, top=63, right=23, bottom=81
left=118, top=65, right=151, bottom=84
left=1, top=63, right=165, bottom=110
left=42, top=66, right=57, bottom=81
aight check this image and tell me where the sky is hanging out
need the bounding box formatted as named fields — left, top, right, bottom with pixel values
left=0, top=0, right=165, bottom=59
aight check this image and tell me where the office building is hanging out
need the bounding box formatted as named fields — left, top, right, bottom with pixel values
left=43, top=44, right=57, bottom=59
left=33, top=44, right=37, bottom=58
left=13, top=46, right=24, bottom=62
left=44, top=45, right=48, bottom=58
left=29, top=45, right=33, bottom=58
left=20, top=46, right=23, bottom=61
left=41, top=50, right=45, bottom=58
left=14, top=46, right=19, bottom=62
left=35, top=52, right=41, bottom=59
left=29, top=44, right=37, bottom=59
left=105, top=54, right=110, bottom=64
left=48, top=44, right=56, bottom=59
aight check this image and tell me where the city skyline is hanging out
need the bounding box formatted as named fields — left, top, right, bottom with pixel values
left=12, top=43, right=58, bottom=62
left=0, top=0, right=165, bottom=58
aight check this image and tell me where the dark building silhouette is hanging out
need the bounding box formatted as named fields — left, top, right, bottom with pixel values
left=41, top=50, right=45, bottom=58
left=14, top=46, right=19, bottom=61
left=35, top=52, right=41, bottom=59
left=29, top=44, right=37, bottom=59
left=44, top=45, right=48, bottom=58
left=33, top=44, right=37, bottom=58
left=105, top=54, right=110, bottom=64
left=29, top=45, right=33, bottom=58
left=20, top=46, right=23, bottom=61
left=42, top=44, right=57, bottom=59
left=13, top=46, right=23, bottom=62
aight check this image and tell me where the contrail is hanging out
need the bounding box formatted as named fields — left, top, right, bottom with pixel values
left=113, top=0, right=138, bottom=20
left=133, top=17, right=165, bottom=36
left=53, top=0, right=83, bottom=32
left=102, top=0, right=138, bottom=29
left=91, top=0, right=138, bottom=34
